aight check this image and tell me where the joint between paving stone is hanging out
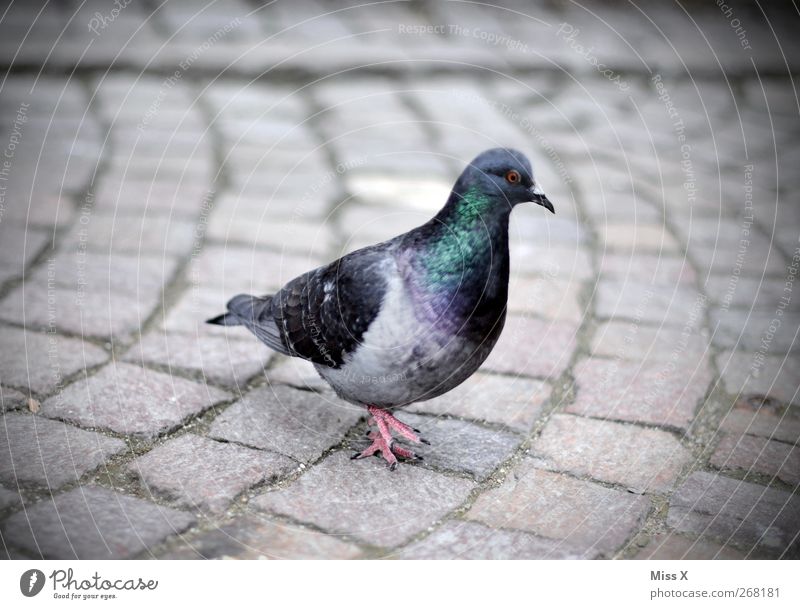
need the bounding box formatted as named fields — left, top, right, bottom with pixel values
left=704, top=463, right=799, bottom=494
left=397, top=88, right=464, bottom=174
left=0, top=79, right=109, bottom=303
left=106, top=98, right=227, bottom=358
left=302, top=87, right=363, bottom=256
left=143, top=506, right=379, bottom=560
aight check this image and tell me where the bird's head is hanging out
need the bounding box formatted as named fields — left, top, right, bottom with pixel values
left=455, top=148, right=554, bottom=214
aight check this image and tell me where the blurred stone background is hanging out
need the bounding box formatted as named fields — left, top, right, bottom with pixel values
left=0, top=0, right=798, bottom=559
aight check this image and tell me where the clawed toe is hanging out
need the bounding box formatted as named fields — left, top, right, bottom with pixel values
left=367, top=405, right=425, bottom=443
left=355, top=408, right=429, bottom=469
left=351, top=433, right=398, bottom=469
left=391, top=443, right=422, bottom=461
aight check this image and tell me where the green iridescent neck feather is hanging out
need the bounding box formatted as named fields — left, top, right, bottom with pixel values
left=422, top=187, right=509, bottom=286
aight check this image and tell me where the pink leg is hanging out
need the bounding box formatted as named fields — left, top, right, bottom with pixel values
left=352, top=406, right=429, bottom=470
left=353, top=431, right=398, bottom=469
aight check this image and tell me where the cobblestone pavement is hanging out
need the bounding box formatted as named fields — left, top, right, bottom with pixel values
left=0, top=0, right=799, bottom=560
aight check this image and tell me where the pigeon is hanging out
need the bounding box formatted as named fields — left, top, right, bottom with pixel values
left=208, top=148, right=554, bottom=469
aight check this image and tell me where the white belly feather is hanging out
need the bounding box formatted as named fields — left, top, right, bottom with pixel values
left=316, top=272, right=483, bottom=408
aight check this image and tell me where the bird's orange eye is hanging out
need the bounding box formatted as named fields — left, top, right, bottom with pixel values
left=505, top=170, right=521, bottom=184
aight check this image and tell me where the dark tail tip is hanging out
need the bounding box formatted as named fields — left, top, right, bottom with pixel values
left=206, top=312, right=240, bottom=326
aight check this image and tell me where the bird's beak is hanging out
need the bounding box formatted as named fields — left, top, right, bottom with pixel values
left=529, top=183, right=554, bottom=214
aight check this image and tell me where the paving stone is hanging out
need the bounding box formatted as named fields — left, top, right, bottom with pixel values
left=691, top=240, right=787, bottom=278
left=599, top=222, right=681, bottom=253
left=0, top=485, right=22, bottom=510
left=510, top=209, right=587, bottom=247
left=668, top=472, right=800, bottom=554
left=0, top=412, right=126, bottom=488
left=705, top=275, right=789, bottom=310
left=92, top=178, right=211, bottom=216
left=0, top=325, right=108, bottom=394
left=61, top=214, right=198, bottom=257
left=567, top=356, right=713, bottom=430
left=206, top=81, right=305, bottom=118
left=158, top=514, right=363, bottom=559
left=511, top=243, right=594, bottom=281
left=672, top=214, right=747, bottom=250
left=322, top=134, right=432, bottom=175
left=596, top=280, right=707, bottom=328
left=1, top=386, right=26, bottom=412
left=128, top=434, right=296, bottom=514
left=162, top=286, right=235, bottom=338
left=105, top=150, right=216, bottom=178
left=217, top=119, right=318, bottom=155
left=591, top=321, right=709, bottom=365
left=377, top=413, right=521, bottom=481
left=533, top=414, right=692, bottom=493
left=466, top=459, right=650, bottom=556
left=31, top=251, right=181, bottom=297
left=344, top=173, right=452, bottom=214
left=599, top=253, right=696, bottom=285
left=125, top=331, right=272, bottom=388
left=719, top=402, right=800, bottom=445
left=253, top=451, right=475, bottom=547
left=407, top=372, right=551, bottom=433
left=187, top=244, right=323, bottom=293
left=1, top=485, right=196, bottom=559
left=634, top=533, right=747, bottom=560
left=337, top=203, right=433, bottom=245
left=1, top=545, right=35, bottom=559
left=710, top=309, right=800, bottom=354
left=208, top=385, right=362, bottom=463
left=0, top=283, right=161, bottom=342
left=711, top=434, right=800, bottom=486
left=103, top=159, right=211, bottom=184
left=507, top=275, right=585, bottom=322
left=206, top=215, right=333, bottom=258
left=397, top=520, right=595, bottom=559
left=215, top=178, right=332, bottom=221
left=481, top=315, right=579, bottom=380
left=42, top=363, right=230, bottom=438
left=264, top=357, right=331, bottom=392
left=1, top=189, right=77, bottom=230
left=0, top=223, right=52, bottom=284
left=715, top=350, right=800, bottom=406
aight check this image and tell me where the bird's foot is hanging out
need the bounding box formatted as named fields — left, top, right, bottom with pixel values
left=351, top=406, right=428, bottom=470
left=351, top=432, right=420, bottom=470
left=366, top=405, right=430, bottom=445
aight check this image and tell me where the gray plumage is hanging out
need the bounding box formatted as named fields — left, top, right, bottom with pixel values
left=208, top=148, right=554, bottom=466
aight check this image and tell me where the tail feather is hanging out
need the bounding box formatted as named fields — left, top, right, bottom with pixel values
left=206, top=293, right=272, bottom=328
left=226, top=293, right=273, bottom=321
left=206, top=312, right=241, bottom=326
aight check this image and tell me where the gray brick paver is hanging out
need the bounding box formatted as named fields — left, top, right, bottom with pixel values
left=567, top=356, right=713, bottom=430
left=209, top=385, right=362, bottom=463
left=158, top=514, right=363, bottom=559
left=0, top=325, right=109, bottom=394
left=1, top=485, right=196, bottom=559
left=253, top=451, right=475, bottom=547
left=667, top=472, right=800, bottom=554
left=0, top=412, right=126, bottom=488
left=397, top=520, right=598, bottom=560
left=128, top=434, right=297, bottom=514
left=466, top=458, right=651, bottom=557
left=533, top=414, right=693, bottom=493
left=42, top=363, right=230, bottom=438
